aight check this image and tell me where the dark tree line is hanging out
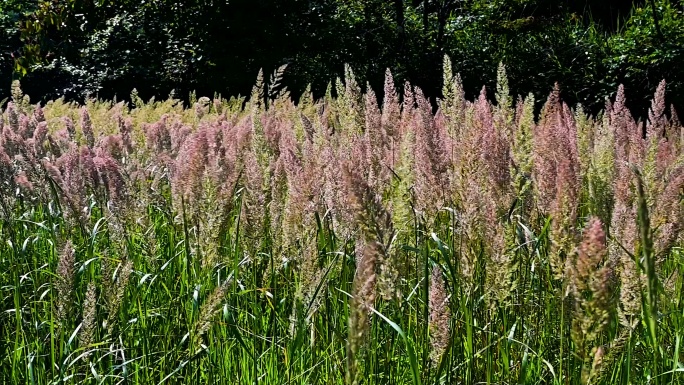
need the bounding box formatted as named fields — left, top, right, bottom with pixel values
left=2, top=0, right=683, bottom=116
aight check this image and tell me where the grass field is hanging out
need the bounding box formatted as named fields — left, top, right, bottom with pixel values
left=1, top=60, right=683, bottom=384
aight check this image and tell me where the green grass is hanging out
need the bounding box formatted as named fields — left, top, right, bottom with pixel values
left=3, top=196, right=681, bottom=384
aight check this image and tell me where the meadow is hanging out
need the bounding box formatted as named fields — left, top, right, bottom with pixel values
left=0, top=59, right=683, bottom=384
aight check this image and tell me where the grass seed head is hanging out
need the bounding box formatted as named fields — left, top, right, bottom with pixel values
left=80, top=107, right=95, bottom=149
left=79, top=282, right=98, bottom=353
left=55, top=241, right=76, bottom=326
left=429, top=265, right=450, bottom=365
left=568, top=217, right=616, bottom=382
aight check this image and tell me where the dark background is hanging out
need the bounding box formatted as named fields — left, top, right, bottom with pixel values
left=2, top=0, right=683, bottom=118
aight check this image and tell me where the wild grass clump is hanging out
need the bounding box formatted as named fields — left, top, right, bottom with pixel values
left=0, top=61, right=683, bottom=384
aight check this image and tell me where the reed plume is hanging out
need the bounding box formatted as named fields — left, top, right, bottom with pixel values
left=429, top=265, right=450, bottom=365
left=567, top=217, right=615, bottom=384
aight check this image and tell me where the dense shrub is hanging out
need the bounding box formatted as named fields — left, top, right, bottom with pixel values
left=603, top=1, right=684, bottom=115
left=1, top=0, right=683, bottom=116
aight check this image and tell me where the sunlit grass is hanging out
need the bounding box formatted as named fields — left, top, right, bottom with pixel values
left=1, top=66, right=683, bottom=384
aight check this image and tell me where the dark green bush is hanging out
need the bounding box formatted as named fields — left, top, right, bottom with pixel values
left=2, top=0, right=683, bottom=116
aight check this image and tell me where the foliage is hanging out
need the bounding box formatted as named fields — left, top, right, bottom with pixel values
left=0, top=1, right=40, bottom=90
left=1, top=0, right=684, bottom=115
left=604, top=0, right=684, bottom=114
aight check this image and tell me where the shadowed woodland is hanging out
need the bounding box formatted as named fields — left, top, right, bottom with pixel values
left=1, top=0, right=684, bottom=115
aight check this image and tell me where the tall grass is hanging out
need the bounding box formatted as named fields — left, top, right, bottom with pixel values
left=0, top=60, right=683, bottom=384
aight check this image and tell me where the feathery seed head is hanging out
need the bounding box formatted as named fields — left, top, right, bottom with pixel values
left=382, top=69, right=400, bottom=139
left=7, top=102, right=20, bottom=132
left=64, top=117, right=76, bottom=141
left=33, top=104, right=45, bottom=123
left=32, top=121, right=49, bottom=158
left=568, top=217, right=615, bottom=383
left=647, top=80, right=667, bottom=138
left=79, top=282, right=98, bottom=352
left=80, top=107, right=95, bottom=148
left=55, top=241, right=76, bottom=325
left=429, top=266, right=450, bottom=365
